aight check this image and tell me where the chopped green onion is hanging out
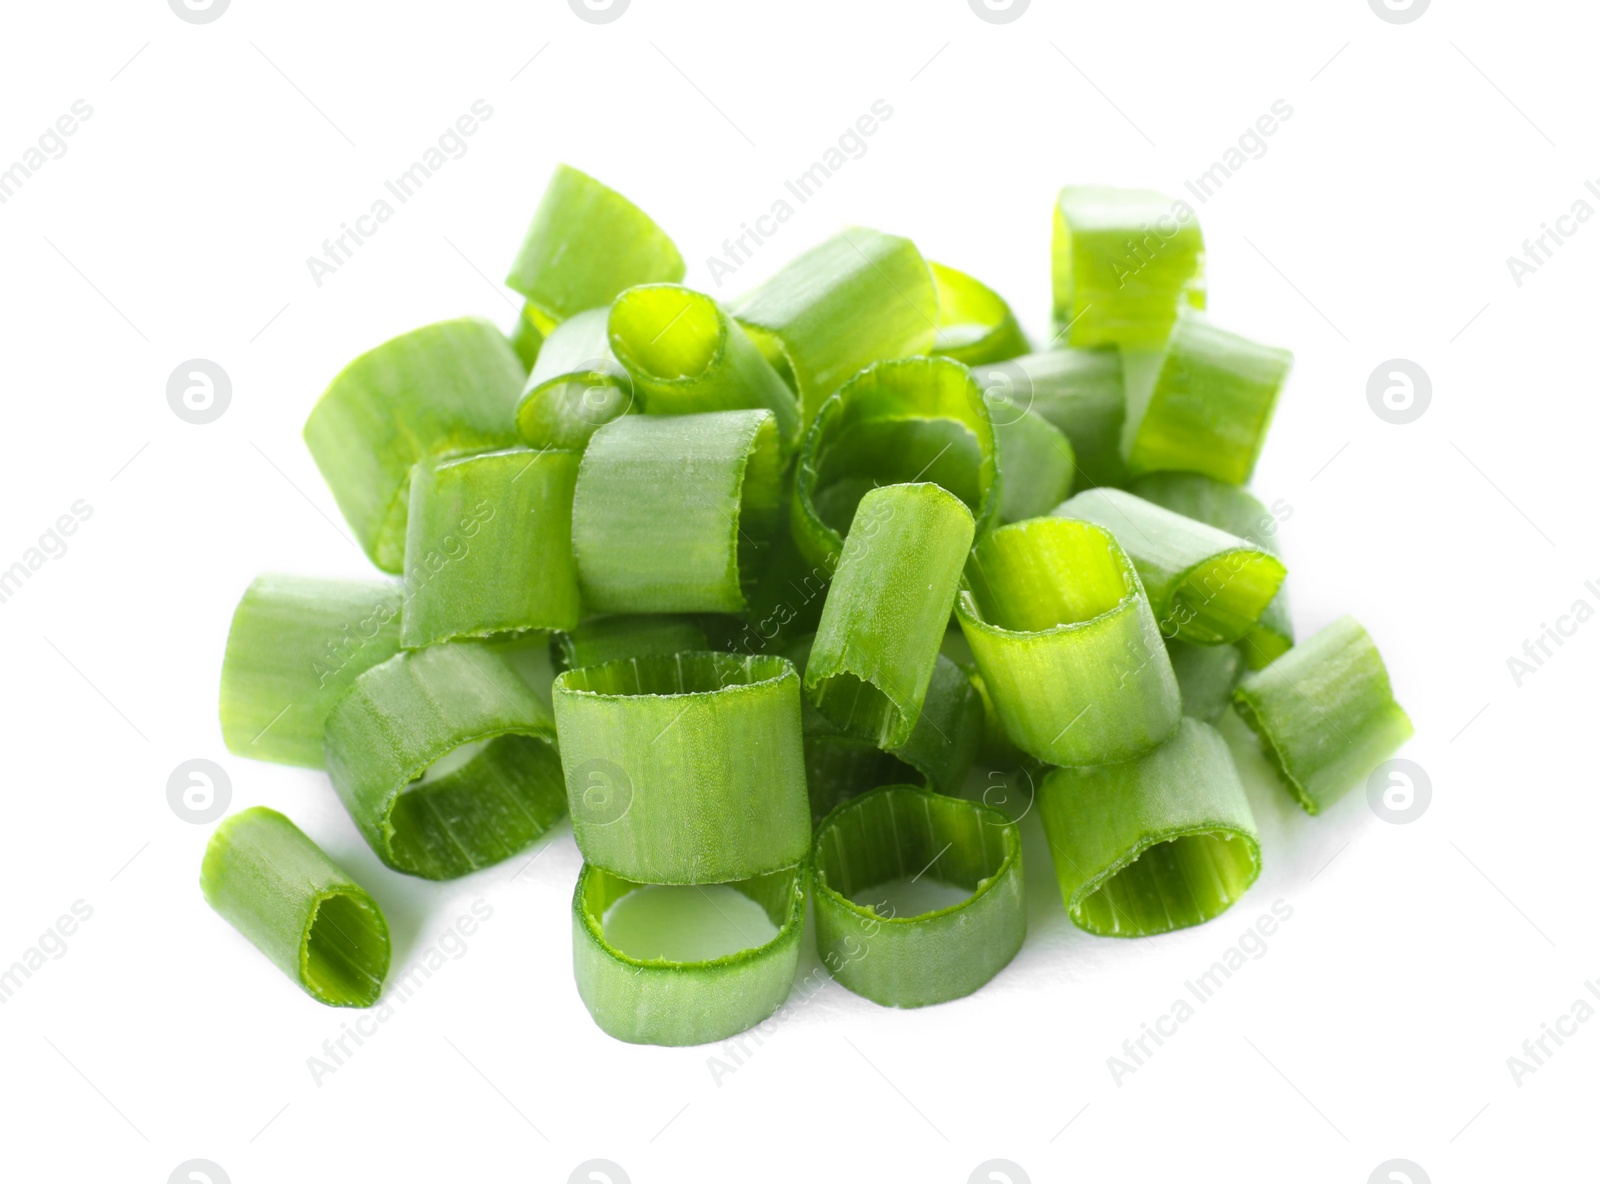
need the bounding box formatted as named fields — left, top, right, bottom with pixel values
left=550, top=615, right=710, bottom=673
left=994, top=407, right=1075, bottom=523
left=303, top=318, right=524, bottom=572
left=956, top=518, right=1180, bottom=766
left=220, top=574, right=402, bottom=769
left=509, top=302, right=545, bottom=372
left=969, top=349, right=1127, bottom=489
left=552, top=652, right=812, bottom=884
left=1039, top=718, right=1260, bottom=936
left=201, top=806, right=390, bottom=1007
left=515, top=308, right=635, bottom=451
left=1232, top=616, right=1413, bottom=815
left=1054, top=487, right=1287, bottom=645
left=812, top=784, right=1024, bottom=1007
left=506, top=164, right=684, bottom=335
left=1168, top=639, right=1243, bottom=723
left=929, top=261, right=1029, bottom=366
left=572, top=410, right=782, bottom=613
left=323, top=642, right=567, bottom=879
left=401, top=448, right=581, bottom=648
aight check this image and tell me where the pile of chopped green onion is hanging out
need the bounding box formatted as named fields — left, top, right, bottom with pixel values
left=205, top=167, right=1412, bottom=1043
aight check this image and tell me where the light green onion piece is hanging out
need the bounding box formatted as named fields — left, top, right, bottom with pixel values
left=1054, top=487, right=1287, bottom=645
left=1168, top=639, right=1243, bottom=723
left=1123, top=310, right=1292, bottom=485
left=969, top=349, right=1127, bottom=489
left=806, top=483, right=975, bottom=750
left=734, top=227, right=938, bottom=426
left=572, top=409, right=781, bottom=613
left=220, top=574, right=402, bottom=769
left=201, top=806, right=390, bottom=1007
left=515, top=308, right=635, bottom=451
left=323, top=642, right=567, bottom=880
left=812, top=784, right=1024, bottom=1007
left=510, top=302, right=545, bottom=372
left=995, top=407, right=1075, bottom=523
left=401, top=448, right=580, bottom=648
left=303, top=318, right=523, bottom=573
left=929, top=261, right=1029, bottom=366
left=1039, top=718, right=1260, bottom=936
left=550, top=615, right=710, bottom=673
left=1232, top=616, right=1413, bottom=815
left=572, top=861, right=807, bottom=1046
left=552, top=652, right=811, bottom=884
left=956, top=518, right=1180, bottom=766
left=791, top=355, right=1000, bottom=569
left=1051, top=185, right=1204, bottom=348
left=608, top=284, right=800, bottom=447
left=506, top=164, right=685, bottom=335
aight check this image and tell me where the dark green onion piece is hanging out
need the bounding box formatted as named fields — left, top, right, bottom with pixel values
left=969, top=349, right=1127, bottom=489
left=510, top=302, right=545, bottom=372
left=929, top=261, right=1029, bottom=366
left=550, top=615, right=710, bottom=674
left=1168, top=639, right=1243, bottom=723
left=515, top=307, right=635, bottom=451
left=994, top=407, right=1075, bottom=523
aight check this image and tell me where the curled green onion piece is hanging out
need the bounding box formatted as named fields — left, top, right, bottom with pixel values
left=806, top=483, right=976, bottom=750
left=220, top=574, right=402, bottom=769
left=1168, top=639, right=1243, bottom=723
left=956, top=518, right=1179, bottom=767
left=995, top=407, right=1075, bottom=523
left=929, top=261, right=1029, bottom=366
left=969, top=349, right=1127, bottom=489
left=510, top=302, right=545, bottom=372
left=552, top=652, right=811, bottom=884
left=303, top=318, right=523, bottom=573
left=550, top=615, right=710, bottom=673
left=572, top=861, right=807, bottom=1046
left=1232, top=616, right=1413, bottom=815
left=401, top=448, right=580, bottom=648
left=734, top=227, right=938, bottom=426
left=572, top=410, right=781, bottom=613
left=323, top=642, right=567, bottom=880
left=812, top=784, right=1024, bottom=1007
left=791, top=355, right=1000, bottom=570
left=201, top=806, right=390, bottom=1007
left=1051, top=185, right=1205, bottom=349
left=1123, top=310, right=1292, bottom=485
left=515, top=308, right=635, bottom=451
left=608, top=284, right=800, bottom=446
left=1055, top=487, right=1286, bottom=645
left=1039, top=718, right=1260, bottom=937
left=506, top=164, right=685, bottom=335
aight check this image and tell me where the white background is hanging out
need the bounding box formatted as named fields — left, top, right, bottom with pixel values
left=0, top=1, right=1593, bottom=1181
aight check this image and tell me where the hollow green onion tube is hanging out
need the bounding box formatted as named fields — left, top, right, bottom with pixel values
left=1051, top=186, right=1205, bottom=348
left=812, top=785, right=1024, bottom=1007
left=550, top=615, right=710, bottom=674
left=1054, top=488, right=1286, bottom=645
left=506, top=164, right=685, bottom=335
left=1232, top=616, right=1413, bottom=815
left=573, top=410, right=782, bottom=614
left=200, top=806, right=390, bottom=1007
left=806, top=483, right=976, bottom=750
left=323, top=643, right=567, bottom=880
left=1039, top=719, right=1260, bottom=936
left=572, top=862, right=807, bottom=1046
left=608, top=284, right=800, bottom=447
left=995, top=408, right=1074, bottom=523
left=552, top=652, right=811, bottom=883
left=510, top=302, right=545, bottom=372
left=791, top=355, right=1000, bottom=569
left=929, top=261, right=1029, bottom=367
left=401, top=448, right=580, bottom=648
left=220, top=575, right=402, bottom=769
left=734, top=227, right=938, bottom=426
left=1131, top=472, right=1293, bottom=669
left=956, top=518, right=1180, bottom=766
left=1168, top=639, right=1243, bottom=724
left=304, top=318, right=524, bottom=572
left=969, top=349, right=1127, bottom=489
left=515, top=308, right=635, bottom=451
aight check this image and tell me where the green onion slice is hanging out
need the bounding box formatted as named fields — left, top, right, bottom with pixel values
left=791, top=355, right=1000, bottom=570
left=510, top=302, right=545, bottom=372
left=323, top=642, right=567, bottom=880
left=929, top=261, right=1029, bottom=366
left=995, top=407, right=1075, bottom=523
left=1054, top=487, right=1287, bottom=645
left=552, top=652, right=812, bottom=884
left=303, top=318, right=524, bottom=572
left=956, top=518, right=1180, bottom=766
left=550, top=615, right=710, bottom=673
left=1168, top=639, right=1243, bottom=724
left=401, top=448, right=581, bottom=648
left=572, top=409, right=782, bottom=613
left=201, top=806, right=390, bottom=1007
left=969, top=348, right=1127, bottom=489
left=506, top=164, right=685, bottom=335
left=734, top=227, right=938, bottom=426
left=1232, top=615, right=1413, bottom=815
left=220, top=574, right=402, bottom=769
left=1039, top=718, right=1260, bottom=937
left=515, top=308, right=635, bottom=451
left=572, top=861, right=807, bottom=1046
left=806, top=483, right=976, bottom=750
left=812, top=784, right=1024, bottom=1007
